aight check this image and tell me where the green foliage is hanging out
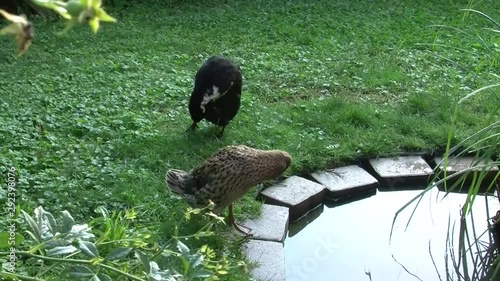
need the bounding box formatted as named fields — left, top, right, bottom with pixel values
left=393, top=8, right=500, bottom=280
left=0, top=206, right=247, bottom=280
left=1, top=0, right=499, bottom=279
left=32, top=0, right=116, bottom=34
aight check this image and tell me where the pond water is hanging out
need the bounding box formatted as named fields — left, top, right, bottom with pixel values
left=285, top=187, right=498, bottom=281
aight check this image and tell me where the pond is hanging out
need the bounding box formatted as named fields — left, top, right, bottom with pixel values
left=285, top=187, right=498, bottom=281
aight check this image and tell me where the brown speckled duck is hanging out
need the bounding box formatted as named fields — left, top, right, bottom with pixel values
left=165, top=145, right=292, bottom=234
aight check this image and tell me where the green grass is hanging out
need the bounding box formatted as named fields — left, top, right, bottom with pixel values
left=0, top=0, right=499, bottom=278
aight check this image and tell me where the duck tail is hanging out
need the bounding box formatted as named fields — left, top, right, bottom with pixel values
left=165, top=169, right=187, bottom=195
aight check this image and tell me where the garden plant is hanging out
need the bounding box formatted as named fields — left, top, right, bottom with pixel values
left=1, top=0, right=499, bottom=280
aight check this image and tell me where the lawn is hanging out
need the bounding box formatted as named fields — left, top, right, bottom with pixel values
left=0, top=0, right=499, bottom=279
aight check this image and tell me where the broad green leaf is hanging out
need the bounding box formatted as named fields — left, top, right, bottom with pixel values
left=34, top=207, right=53, bottom=240
left=21, top=210, right=41, bottom=242
left=180, top=257, right=189, bottom=276
left=42, top=210, right=58, bottom=235
left=45, top=239, right=71, bottom=248
left=149, top=261, right=160, bottom=275
left=47, top=245, right=78, bottom=256
left=61, top=211, right=75, bottom=233
left=105, top=247, right=131, bottom=260
left=96, top=273, right=112, bottom=281
left=189, top=253, right=203, bottom=268
left=148, top=262, right=182, bottom=281
left=189, top=269, right=211, bottom=279
left=0, top=232, right=10, bottom=248
left=0, top=272, right=18, bottom=280
left=78, top=240, right=99, bottom=258
left=24, top=230, right=39, bottom=242
left=67, top=265, right=94, bottom=278
left=0, top=232, right=23, bottom=248
left=95, top=206, right=109, bottom=220
left=69, top=224, right=95, bottom=239
left=176, top=240, right=190, bottom=259
left=135, top=250, right=150, bottom=273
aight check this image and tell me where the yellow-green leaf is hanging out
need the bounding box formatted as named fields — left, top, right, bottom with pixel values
left=0, top=9, right=28, bottom=23
left=92, top=0, right=102, bottom=8
left=88, top=17, right=99, bottom=33
left=58, top=19, right=77, bottom=35
left=0, top=23, right=22, bottom=36
left=96, top=9, right=116, bottom=22
left=66, top=0, right=86, bottom=17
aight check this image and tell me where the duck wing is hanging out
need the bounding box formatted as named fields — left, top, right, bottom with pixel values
left=188, top=147, right=247, bottom=208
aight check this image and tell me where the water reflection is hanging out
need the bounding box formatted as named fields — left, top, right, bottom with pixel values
left=285, top=187, right=498, bottom=281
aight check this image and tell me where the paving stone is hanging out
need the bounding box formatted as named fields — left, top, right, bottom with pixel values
left=434, top=156, right=499, bottom=192
left=311, top=165, right=378, bottom=200
left=260, top=176, right=325, bottom=221
left=241, top=204, right=289, bottom=242
left=243, top=240, right=285, bottom=281
left=369, top=156, right=434, bottom=188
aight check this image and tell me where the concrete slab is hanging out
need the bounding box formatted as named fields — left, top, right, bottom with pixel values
left=434, top=156, right=499, bottom=193
left=369, top=156, right=433, bottom=188
left=260, top=176, right=325, bottom=221
left=243, top=240, right=285, bottom=281
left=242, top=204, right=289, bottom=242
left=311, top=165, right=378, bottom=200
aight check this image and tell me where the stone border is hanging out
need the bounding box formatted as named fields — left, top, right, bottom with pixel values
left=242, top=155, right=499, bottom=281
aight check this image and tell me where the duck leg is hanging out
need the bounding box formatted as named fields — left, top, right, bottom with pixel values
left=184, top=122, right=198, bottom=133
left=228, top=204, right=252, bottom=236
left=215, top=125, right=226, bottom=139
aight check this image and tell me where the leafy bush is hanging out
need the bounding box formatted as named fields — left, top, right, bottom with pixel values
left=0, top=205, right=247, bottom=280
